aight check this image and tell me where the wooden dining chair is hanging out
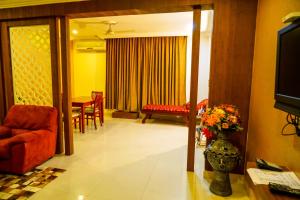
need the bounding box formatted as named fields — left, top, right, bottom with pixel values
left=91, top=91, right=104, bottom=124
left=62, top=94, right=82, bottom=132
left=85, top=94, right=103, bottom=129
left=72, top=108, right=82, bottom=132
left=91, top=91, right=103, bottom=100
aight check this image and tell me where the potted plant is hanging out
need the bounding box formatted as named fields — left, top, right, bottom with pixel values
left=200, top=104, right=243, bottom=196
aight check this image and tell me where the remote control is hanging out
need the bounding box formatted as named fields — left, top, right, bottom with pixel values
left=269, top=182, right=300, bottom=197
left=256, top=159, right=283, bottom=171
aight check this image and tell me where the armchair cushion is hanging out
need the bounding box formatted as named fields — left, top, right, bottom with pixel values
left=3, top=105, right=57, bottom=132
left=0, top=126, right=11, bottom=139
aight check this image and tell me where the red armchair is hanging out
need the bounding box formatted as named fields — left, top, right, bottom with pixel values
left=0, top=105, right=57, bottom=174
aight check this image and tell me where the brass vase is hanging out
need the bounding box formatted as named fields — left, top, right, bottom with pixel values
left=204, top=131, right=241, bottom=197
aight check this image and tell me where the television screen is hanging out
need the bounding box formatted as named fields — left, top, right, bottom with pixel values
left=277, top=25, right=300, bottom=98
left=275, top=21, right=300, bottom=116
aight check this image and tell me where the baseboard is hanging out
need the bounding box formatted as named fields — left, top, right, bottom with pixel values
left=112, top=111, right=139, bottom=119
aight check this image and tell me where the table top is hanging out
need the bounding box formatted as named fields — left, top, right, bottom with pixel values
left=246, top=162, right=299, bottom=200
left=72, top=96, right=94, bottom=104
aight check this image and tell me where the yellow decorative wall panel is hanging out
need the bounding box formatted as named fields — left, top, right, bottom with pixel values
left=9, top=25, right=53, bottom=106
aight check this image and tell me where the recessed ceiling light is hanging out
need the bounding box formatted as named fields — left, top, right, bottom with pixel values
left=72, top=29, right=78, bottom=35
left=77, top=195, right=84, bottom=200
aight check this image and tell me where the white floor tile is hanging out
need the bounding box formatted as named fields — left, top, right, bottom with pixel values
left=32, top=115, right=249, bottom=200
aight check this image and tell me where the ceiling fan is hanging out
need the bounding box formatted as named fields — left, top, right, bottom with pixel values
left=103, top=21, right=117, bottom=35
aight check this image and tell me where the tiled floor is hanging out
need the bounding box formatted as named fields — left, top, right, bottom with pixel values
left=32, top=115, right=249, bottom=200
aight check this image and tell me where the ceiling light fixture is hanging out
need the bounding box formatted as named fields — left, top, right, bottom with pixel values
left=72, top=29, right=78, bottom=35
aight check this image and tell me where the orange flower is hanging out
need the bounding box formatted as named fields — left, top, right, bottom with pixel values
left=199, top=103, right=242, bottom=133
left=225, top=106, right=235, bottom=113
left=229, top=116, right=237, bottom=123
left=205, top=114, right=220, bottom=126
left=222, top=123, right=229, bottom=129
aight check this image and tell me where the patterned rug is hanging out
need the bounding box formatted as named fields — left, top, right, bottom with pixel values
left=0, top=167, right=65, bottom=200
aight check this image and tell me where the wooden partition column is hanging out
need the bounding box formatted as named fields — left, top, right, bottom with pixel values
left=208, top=0, right=258, bottom=174
left=50, top=18, right=64, bottom=154
left=0, top=61, right=5, bottom=124
left=187, top=6, right=202, bottom=172
left=60, top=17, right=74, bottom=155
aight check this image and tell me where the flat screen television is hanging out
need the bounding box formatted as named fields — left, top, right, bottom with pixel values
left=274, top=20, right=300, bottom=116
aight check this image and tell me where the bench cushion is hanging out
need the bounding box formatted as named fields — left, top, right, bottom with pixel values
left=142, top=105, right=189, bottom=114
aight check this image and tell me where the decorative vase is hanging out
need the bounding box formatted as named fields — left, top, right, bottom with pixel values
left=204, top=131, right=241, bottom=197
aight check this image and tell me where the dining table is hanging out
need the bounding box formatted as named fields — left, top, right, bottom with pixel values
left=72, top=96, right=94, bottom=133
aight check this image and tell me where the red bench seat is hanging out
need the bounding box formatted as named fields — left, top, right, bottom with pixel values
left=141, top=99, right=208, bottom=125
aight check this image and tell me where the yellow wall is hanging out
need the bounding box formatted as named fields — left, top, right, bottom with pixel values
left=247, top=0, right=300, bottom=171
left=71, top=42, right=106, bottom=98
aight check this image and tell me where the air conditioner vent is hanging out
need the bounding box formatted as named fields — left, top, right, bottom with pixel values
left=75, top=40, right=106, bottom=52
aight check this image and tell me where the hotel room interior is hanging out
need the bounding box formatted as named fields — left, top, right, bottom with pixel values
left=0, top=0, right=299, bottom=200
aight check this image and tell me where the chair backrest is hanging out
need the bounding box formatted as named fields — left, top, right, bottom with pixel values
left=93, top=94, right=103, bottom=113
left=197, top=99, right=208, bottom=111
left=3, top=105, right=58, bottom=132
left=91, top=91, right=103, bottom=100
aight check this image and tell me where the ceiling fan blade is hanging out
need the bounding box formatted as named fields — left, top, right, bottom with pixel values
left=94, top=35, right=105, bottom=40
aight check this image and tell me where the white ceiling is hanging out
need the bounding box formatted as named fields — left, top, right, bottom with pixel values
left=0, top=0, right=86, bottom=9
left=70, top=11, right=214, bottom=40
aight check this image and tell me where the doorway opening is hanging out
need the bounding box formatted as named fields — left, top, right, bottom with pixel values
left=67, top=10, right=214, bottom=171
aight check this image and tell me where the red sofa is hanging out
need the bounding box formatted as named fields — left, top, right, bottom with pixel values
left=0, top=105, right=57, bottom=174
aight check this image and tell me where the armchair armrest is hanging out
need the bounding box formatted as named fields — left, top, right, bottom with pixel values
left=0, top=126, right=12, bottom=139
left=11, top=130, right=53, bottom=144
left=0, top=130, right=52, bottom=159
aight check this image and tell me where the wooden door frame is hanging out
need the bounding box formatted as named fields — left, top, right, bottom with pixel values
left=187, top=6, right=202, bottom=171
left=61, top=7, right=204, bottom=168
left=63, top=7, right=206, bottom=168
left=0, top=10, right=203, bottom=159
left=0, top=18, right=64, bottom=154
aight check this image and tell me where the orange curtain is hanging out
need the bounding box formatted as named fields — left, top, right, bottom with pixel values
left=106, top=36, right=187, bottom=112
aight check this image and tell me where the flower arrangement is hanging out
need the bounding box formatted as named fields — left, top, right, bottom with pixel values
left=200, top=104, right=243, bottom=139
